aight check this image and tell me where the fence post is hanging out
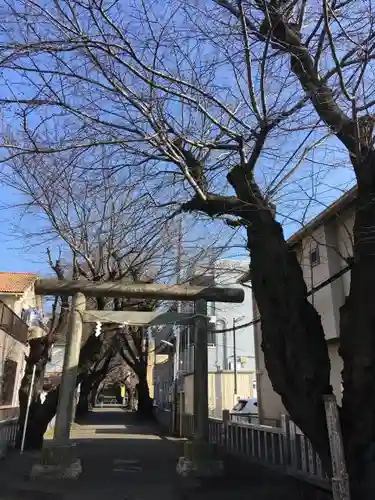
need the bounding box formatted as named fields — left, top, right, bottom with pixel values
left=222, top=409, right=230, bottom=448
left=287, top=417, right=298, bottom=471
left=280, top=414, right=291, bottom=470
left=324, top=395, right=351, bottom=500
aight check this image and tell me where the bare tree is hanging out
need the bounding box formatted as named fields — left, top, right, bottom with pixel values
left=3, top=0, right=375, bottom=495
left=16, top=252, right=72, bottom=450
left=94, top=360, right=133, bottom=407
left=7, top=142, right=226, bottom=447
left=118, top=324, right=153, bottom=416
left=76, top=343, right=118, bottom=417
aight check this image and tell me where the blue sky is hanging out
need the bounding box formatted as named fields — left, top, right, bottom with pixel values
left=0, top=184, right=52, bottom=274
left=0, top=0, right=358, bottom=276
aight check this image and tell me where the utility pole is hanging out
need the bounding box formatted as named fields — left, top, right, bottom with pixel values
left=54, top=292, right=86, bottom=443
left=174, top=217, right=183, bottom=379
left=233, top=317, right=238, bottom=396
left=172, top=218, right=183, bottom=434
left=193, top=299, right=209, bottom=442
left=232, top=315, right=245, bottom=400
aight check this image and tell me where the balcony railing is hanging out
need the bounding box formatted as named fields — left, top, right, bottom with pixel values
left=0, top=301, right=28, bottom=344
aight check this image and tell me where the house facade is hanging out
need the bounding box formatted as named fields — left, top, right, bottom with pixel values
left=153, top=259, right=256, bottom=416
left=0, top=272, right=40, bottom=407
left=254, top=188, right=355, bottom=423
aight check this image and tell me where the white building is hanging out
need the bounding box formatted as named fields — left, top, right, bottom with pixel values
left=0, top=272, right=40, bottom=409
left=153, top=259, right=257, bottom=417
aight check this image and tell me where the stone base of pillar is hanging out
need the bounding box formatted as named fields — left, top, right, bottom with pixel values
left=176, top=440, right=224, bottom=478
left=30, top=443, right=82, bottom=480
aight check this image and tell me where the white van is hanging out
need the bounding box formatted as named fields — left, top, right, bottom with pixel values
left=230, top=397, right=258, bottom=416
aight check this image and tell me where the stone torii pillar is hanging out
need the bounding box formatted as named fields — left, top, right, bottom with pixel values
left=53, top=292, right=86, bottom=443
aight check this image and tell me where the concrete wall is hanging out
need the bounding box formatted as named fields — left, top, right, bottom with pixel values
left=254, top=205, right=354, bottom=421
left=153, top=354, right=173, bottom=408
left=147, top=339, right=155, bottom=398
left=183, top=371, right=255, bottom=416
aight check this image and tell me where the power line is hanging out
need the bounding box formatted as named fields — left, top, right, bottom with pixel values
left=84, top=262, right=352, bottom=342
left=213, top=262, right=351, bottom=334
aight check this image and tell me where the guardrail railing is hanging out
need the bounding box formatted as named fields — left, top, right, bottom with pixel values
left=0, top=407, right=19, bottom=459
left=154, top=407, right=330, bottom=490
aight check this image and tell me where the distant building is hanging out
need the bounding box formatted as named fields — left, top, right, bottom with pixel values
left=0, top=272, right=41, bottom=317
left=153, top=259, right=256, bottom=417
left=0, top=272, right=40, bottom=407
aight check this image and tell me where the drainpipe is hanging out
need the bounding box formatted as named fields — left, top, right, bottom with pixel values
left=223, top=330, right=228, bottom=370
left=310, top=240, right=315, bottom=307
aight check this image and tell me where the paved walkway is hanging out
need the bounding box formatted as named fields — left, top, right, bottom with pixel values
left=0, top=408, right=185, bottom=500
left=0, top=408, right=330, bottom=500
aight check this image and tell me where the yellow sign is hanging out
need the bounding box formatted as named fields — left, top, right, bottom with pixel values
left=120, top=386, right=125, bottom=397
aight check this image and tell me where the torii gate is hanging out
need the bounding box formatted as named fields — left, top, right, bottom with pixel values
left=33, top=279, right=244, bottom=474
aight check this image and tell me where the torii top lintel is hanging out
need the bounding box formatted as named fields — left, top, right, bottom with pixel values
left=34, top=279, right=244, bottom=303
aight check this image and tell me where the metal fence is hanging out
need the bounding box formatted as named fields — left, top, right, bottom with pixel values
left=0, top=417, right=18, bottom=458
left=230, top=413, right=280, bottom=428
left=156, top=409, right=330, bottom=490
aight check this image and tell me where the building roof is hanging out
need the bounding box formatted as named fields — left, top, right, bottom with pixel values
left=0, top=272, right=38, bottom=294
left=287, top=186, right=357, bottom=247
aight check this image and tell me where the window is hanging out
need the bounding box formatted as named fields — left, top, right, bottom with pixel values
left=309, top=246, right=320, bottom=267
left=207, top=322, right=216, bottom=346
left=179, top=325, right=194, bottom=352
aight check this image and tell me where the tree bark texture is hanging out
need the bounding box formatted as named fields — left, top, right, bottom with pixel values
left=17, top=333, right=104, bottom=450
left=183, top=165, right=333, bottom=473
left=136, top=367, right=153, bottom=419
left=125, top=378, right=136, bottom=410
left=232, top=176, right=332, bottom=473
left=243, top=8, right=375, bottom=495
left=338, top=175, right=375, bottom=497
left=75, top=375, right=92, bottom=417
left=16, top=336, right=52, bottom=450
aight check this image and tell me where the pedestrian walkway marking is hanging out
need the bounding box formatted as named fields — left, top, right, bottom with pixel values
left=113, top=458, right=142, bottom=473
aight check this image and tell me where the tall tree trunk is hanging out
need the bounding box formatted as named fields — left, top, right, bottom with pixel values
left=17, top=333, right=104, bottom=450
left=24, top=388, right=60, bottom=450
left=125, top=379, right=135, bottom=410
left=247, top=10, right=375, bottom=496
left=16, top=336, right=51, bottom=450
left=89, top=379, right=101, bottom=409
left=247, top=221, right=332, bottom=471
left=75, top=375, right=92, bottom=417
left=339, top=174, right=375, bottom=498
left=136, top=364, right=153, bottom=419
left=225, top=167, right=333, bottom=472
left=183, top=172, right=333, bottom=472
